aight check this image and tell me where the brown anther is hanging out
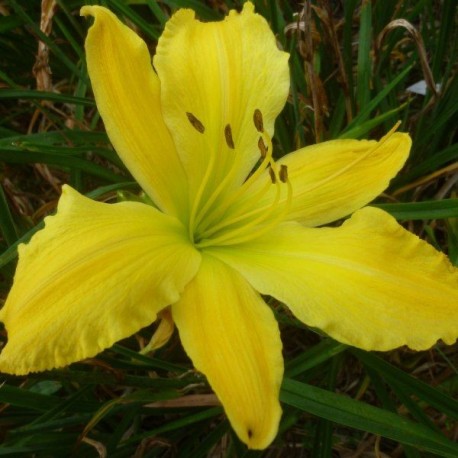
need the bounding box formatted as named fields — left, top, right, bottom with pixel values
left=253, top=109, right=264, bottom=133
left=224, top=124, right=235, bottom=149
left=257, top=136, right=267, bottom=158
left=268, top=166, right=276, bottom=184
left=186, top=112, right=205, bottom=133
left=279, top=164, right=288, bottom=183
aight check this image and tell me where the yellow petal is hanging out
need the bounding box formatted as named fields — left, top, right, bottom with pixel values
left=81, top=6, right=187, bottom=217
left=242, top=131, right=411, bottom=227
left=0, top=186, right=200, bottom=375
left=140, top=308, right=174, bottom=354
left=208, top=207, right=458, bottom=351
left=172, top=254, right=283, bottom=449
left=154, top=2, right=289, bottom=203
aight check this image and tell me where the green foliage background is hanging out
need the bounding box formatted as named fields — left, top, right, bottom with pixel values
left=0, top=0, right=457, bottom=456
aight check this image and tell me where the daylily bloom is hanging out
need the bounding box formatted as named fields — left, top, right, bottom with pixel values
left=1, top=3, right=458, bottom=450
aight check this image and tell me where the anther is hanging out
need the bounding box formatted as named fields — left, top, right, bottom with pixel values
left=253, top=109, right=264, bottom=133
left=224, top=124, right=235, bottom=149
left=186, top=112, right=205, bottom=133
left=268, top=166, right=276, bottom=184
left=279, top=164, right=288, bottom=183
left=257, top=136, right=267, bottom=158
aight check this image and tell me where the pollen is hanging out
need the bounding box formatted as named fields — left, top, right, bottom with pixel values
left=186, top=112, right=205, bottom=133
left=225, top=124, right=235, bottom=149
left=258, top=136, right=268, bottom=158
left=268, top=166, right=276, bottom=184
left=253, top=108, right=264, bottom=133
left=279, top=164, right=288, bottom=183
left=194, top=112, right=293, bottom=249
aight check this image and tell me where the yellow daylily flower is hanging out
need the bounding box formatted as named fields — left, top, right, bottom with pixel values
left=1, top=3, right=458, bottom=450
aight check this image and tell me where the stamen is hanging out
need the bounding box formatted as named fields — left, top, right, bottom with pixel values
left=197, top=180, right=272, bottom=239
left=241, top=131, right=274, bottom=190
left=186, top=112, right=205, bottom=133
left=268, top=166, right=276, bottom=184
left=186, top=112, right=214, bottom=241
left=253, top=109, right=264, bottom=133
left=197, top=129, right=275, bottom=233
left=191, top=123, right=244, bottom=231
left=191, top=110, right=292, bottom=247
left=279, top=164, right=288, bottom=183
left=258, top=136, right=267, bottom=158
left=195, top=113, right=275, bottom=235
left=197, top=171, right=283, bottom=248
left=224, top=124, right=235, bottom=149
left=197, top=170, right=293, bottom=248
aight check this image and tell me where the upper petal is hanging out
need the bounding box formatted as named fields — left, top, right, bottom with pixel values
left=241, top=131, right=411, bottom=227
left=208, top=207, right=458, bottom=351
left=0, top=186, right=200, bottom=375
left=153, top=2, right=289, bottom=205
left=82, top=6, right=188, bottom=217
left=172, top=254, right=283, bottom=449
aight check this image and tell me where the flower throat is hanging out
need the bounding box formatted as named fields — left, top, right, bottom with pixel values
left=185, top=109, right=292, bottom=249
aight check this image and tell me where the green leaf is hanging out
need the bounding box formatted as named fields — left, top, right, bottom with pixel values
left=355, top=0, right=372, bottom=111
left=338, top=103, right=408, bottom=139
left=0, top=149, right=126, bottom=183
left=285, top=339, right=347, bottom=378
left=105, top=0, right=162, bottom=40
left=0, top=385, right=59, bottom=412
left=0, top=184, right=18, bottom=245
left=0, top=221, right=44, bottom=269
left=281, top=378, right=458, bottom=457
left=7, top=0, right=88, bottom=82
left=120, top=407, right=223, bottom=446
left=0, top=89, right=93, bottom=106
left=341, top=64, right=412, bottom=136
left=352, top=349, right=458, bottom=421
left=374, top=199, right=458, bottom=220
left=395, top=143, right=458, bottom=186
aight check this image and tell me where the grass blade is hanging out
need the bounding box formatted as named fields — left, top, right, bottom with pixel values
left=281, top=378, right=458, bottom=457
left=374, top=199, right=458, bottom=220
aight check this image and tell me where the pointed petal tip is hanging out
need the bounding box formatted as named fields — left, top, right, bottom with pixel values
left=243, top=404, right=282, bottom=450
left=232, top=386, right=282, bottom=450
left=389, top=131, right=412, bottom=156
left=80, top=5, right=97, bottom=18
left=173, top=255, right=283, bottom=449
left=80, top=5, right=90, bottom=17
left=234, top=1, right=255, bottom=16
left=80, top=4, right=107, bottom=18
left=80, top=6, right=122, bottom=34
left=243, top=1, right=255, bottom=12
left=165, top=8, right=195, bottom=28
left=59, top=183, right=84, bottom=204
